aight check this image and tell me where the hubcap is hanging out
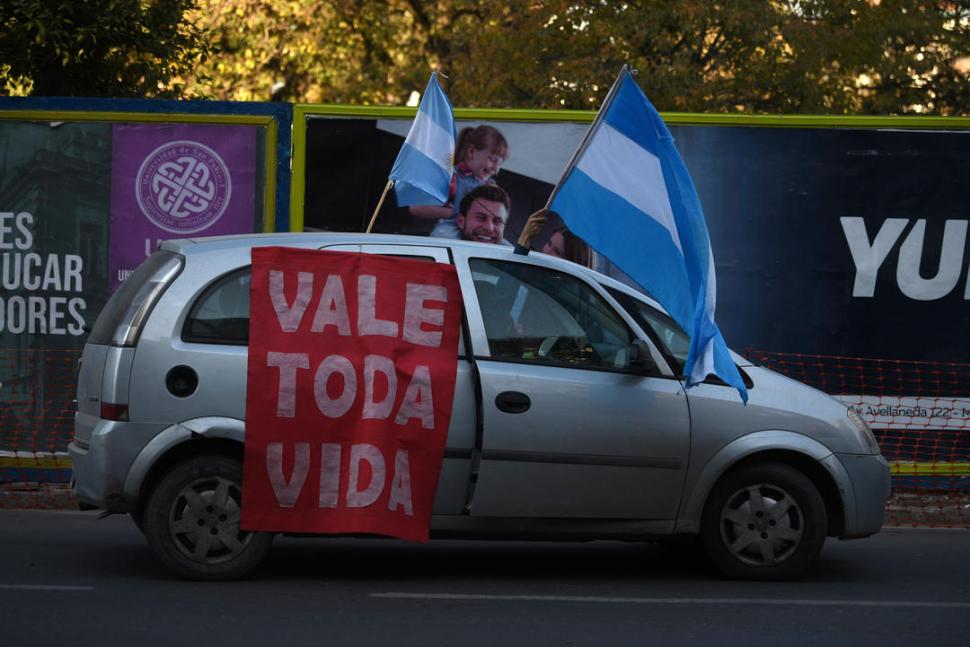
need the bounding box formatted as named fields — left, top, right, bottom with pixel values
left=719, top=483, right=804, bottom=567
left=168, top=475, right=251, bottom=564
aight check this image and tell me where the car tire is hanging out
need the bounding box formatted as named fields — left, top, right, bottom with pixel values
left=143, top=455, right=274, bottom=580
left=701, top=462, right=827, bottom=581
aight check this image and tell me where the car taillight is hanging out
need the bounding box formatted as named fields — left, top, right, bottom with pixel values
left=111, top=254, right=183, bottom=347
left=101, top=402, right=129, bottom=421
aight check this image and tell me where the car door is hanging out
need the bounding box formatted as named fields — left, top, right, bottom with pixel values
left=452, top=250, right=691, bottom=520
left=322, top=242, right=475, bottom=515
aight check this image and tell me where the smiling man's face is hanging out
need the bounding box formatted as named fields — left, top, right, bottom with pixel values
left=456, top=198, right=507, bottom=244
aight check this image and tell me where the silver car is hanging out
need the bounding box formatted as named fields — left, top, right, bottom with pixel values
left=69, top=233, right=890, bottom=581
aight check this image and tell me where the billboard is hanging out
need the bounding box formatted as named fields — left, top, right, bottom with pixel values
left=0, top=114, right=269, bottom=480
left=301, top=115, right=970, bottom=367
left=108, top=124, right=259, bottom=290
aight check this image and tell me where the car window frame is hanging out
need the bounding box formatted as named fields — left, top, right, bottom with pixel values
left=181, top=266, right=252, bottom=346
left=458, top=253, right=668, bottom=376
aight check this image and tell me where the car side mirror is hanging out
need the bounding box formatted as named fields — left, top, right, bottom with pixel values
left=629, top=339, right=657, bottom=373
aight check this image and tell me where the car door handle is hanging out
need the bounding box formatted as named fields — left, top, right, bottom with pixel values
left=495, top=391, right=531, bottom=414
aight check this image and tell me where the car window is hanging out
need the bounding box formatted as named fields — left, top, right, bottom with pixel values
left=470, top=258, right=635, bottom=370
left=183, top=269, right=251, bottom=345
left=607, top=288, right=688, bottom=373
left=180, top=256, right=463, bottom=354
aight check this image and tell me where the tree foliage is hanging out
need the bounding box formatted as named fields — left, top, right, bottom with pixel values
left=183, top=0, right=968, bottom=115
left=0, top=0, right=208, bottom=97
left=516, top=0, right=970, bottom=115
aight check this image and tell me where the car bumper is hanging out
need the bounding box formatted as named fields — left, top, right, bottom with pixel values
left=69, top=438, right=127, bottom=511
left=832, top=452, right=892, bottom=538
left=69, top=418, right=169, bottom=512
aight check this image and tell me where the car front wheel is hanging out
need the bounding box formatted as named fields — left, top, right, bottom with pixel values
left=143, top=455, right=274, bottom=580
left=701, top=462, right=827, bottom=580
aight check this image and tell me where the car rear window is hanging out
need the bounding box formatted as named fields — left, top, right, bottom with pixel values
left=182, top=269, right=251, bottom=345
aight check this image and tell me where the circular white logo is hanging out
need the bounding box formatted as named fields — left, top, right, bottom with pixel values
left=135, top=140, right=232, bottom=234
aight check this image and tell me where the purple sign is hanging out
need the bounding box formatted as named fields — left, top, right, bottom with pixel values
left=109, top=124, right=258, bottom=288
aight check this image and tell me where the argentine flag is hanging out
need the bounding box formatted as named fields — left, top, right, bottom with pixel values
left=390, top=73, right=456, bottom=207
left=550, top=67, right=748, bottom=402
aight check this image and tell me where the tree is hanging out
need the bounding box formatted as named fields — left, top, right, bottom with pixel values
left=0, top=0, right=208, bottom=97
left=175, top=0, right=503, bottom=105
left=185, top=0, right=969, bottom=115
left=4, top=0, right=967, bottom=114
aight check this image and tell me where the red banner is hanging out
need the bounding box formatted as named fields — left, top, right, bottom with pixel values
left=241, top=247, right=463, bottom=541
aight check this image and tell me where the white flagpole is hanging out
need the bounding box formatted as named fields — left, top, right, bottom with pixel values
left=543, top=65, right=629, bottom=210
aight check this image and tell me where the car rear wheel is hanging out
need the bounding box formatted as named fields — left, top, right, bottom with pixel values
left=143, top=455, right=273, bottom=580
left=701, top=462, right=827, bottom=580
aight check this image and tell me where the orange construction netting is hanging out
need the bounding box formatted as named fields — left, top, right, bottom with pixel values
left=748, top=351, right=969, bottom=527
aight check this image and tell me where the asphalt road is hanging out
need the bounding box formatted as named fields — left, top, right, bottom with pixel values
left=1, top=510, right=968, bottom=646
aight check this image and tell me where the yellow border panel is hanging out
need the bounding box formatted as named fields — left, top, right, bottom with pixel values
left=0, top=455, right=73, bottom=469
left=0, top=109, right=274, bottom=126
left=307, top=103, right=596, bottom=123
left=891, top=462, right=970, bottom=477
left=289, top=105, right=313, bottom=232
left=659, top=113, right=970, bottom=129
left=297, top=104, right=970, bottom=129
left=262, top=118, right=278, bottom=233
left=0, top=109, right=279, bottom=233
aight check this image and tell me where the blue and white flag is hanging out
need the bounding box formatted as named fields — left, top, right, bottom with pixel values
left=389, top=72, right=456, bottom=207
left=549, top=67, right=748, bottom=402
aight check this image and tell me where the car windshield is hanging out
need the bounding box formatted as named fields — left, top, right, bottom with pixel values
left=607, top=287, right=689, bottom=373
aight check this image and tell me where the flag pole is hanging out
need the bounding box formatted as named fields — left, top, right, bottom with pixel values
left=366, top=179, right=394, bottom=234
left=543, top=65, right=628, bottom=211
left=515, top=65, right=629, bottom=254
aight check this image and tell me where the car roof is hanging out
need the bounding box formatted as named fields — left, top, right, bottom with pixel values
left=160, top=231, right=665, bottom=312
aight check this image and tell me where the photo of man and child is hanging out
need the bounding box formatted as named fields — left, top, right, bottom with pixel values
left=401, top=123, right=591, bottom=265
left=300, top=114, right=594, bottom=268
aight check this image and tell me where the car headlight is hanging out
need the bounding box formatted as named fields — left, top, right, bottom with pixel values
left=846, top=408, right=881, bottom=455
